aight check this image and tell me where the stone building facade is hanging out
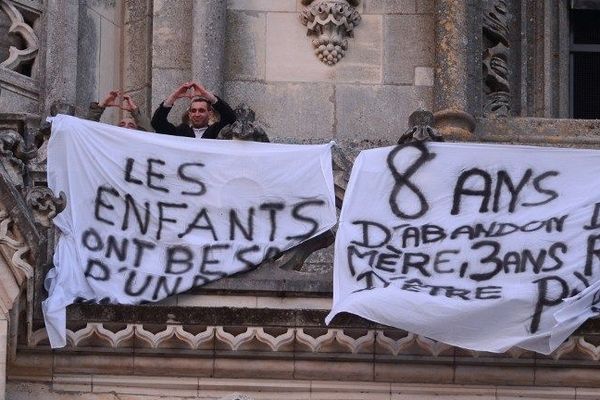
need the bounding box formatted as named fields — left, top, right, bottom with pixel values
left=1, top=0, right=600, bottom=399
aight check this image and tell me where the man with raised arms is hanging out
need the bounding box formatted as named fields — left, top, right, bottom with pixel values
left=151, top=82, right=236, bottom=139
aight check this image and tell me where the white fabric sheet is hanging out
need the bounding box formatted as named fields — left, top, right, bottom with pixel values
left=327, top=141, right=600, bottom=354
left=44, top=115, right=336, bottom=348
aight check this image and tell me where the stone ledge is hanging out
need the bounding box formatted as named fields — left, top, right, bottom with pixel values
left=11, top=323, right=600, bottom=390
left=474, top=117, right=600, bottom=146
left=62, top=306, right=350, bottom=327
left=58, top=304, right=600, bottom=336
left=21, top=320, right=600, bottom=362
left=0, top=69, right=40, bottom=100
left=8, top=376, right=600, bottom=399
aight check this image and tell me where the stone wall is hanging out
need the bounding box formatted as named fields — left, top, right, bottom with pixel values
left=75, top=0, right=123, bottom=124
left=68, top=0, right=437, bottom=149
left=6, top=1, right=600, bottom=400
left=150, top=0, right=192, bottom=122
left=221, top=0, right=435, bottom=150
left=123, top=0, right=152, bottom=118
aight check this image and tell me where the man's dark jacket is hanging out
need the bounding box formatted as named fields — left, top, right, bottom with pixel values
left=151, top=96, right=236, bottom=139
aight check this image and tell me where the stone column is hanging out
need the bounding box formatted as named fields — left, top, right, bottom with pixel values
left=42, top=0, right=79, bottom=117
left=191, top=0, right=227, bottom=96
left=433, top=0, right=477, bottom=139
left=123, top=0, right=153, bottom=116
left=151, top=0, right=192, bottom=118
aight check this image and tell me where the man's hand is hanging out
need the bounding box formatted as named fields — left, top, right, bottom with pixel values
left=121, top=95, right=138, bottom=112
left=164, top=82, right=195, bottom=107
left=191, top=82, right=217, bottom=104
left=99, top=90, right=120, bottom=108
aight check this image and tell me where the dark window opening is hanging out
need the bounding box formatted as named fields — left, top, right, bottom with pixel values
left=570, top=9, right=600, bottom=119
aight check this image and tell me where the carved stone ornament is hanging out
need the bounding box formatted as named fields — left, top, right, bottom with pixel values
left=0, top=0, right=39, bottom=71
left=27, top=321, right=600, bottom=362
left=0, top=208, right=33, bottom=287
left=0, top=129, right=35, bottom=188
left=482, top=0, right=511, bottom=117
left=30, top=101, right=76, bottom=177
left=482, top=42, right=510, bottom=116
left=299, top=0, right=361, bottom=66
left=219, top=104, right=269, bottom=142
left=398, top=109, right=444, bottom=144
left=272, top=230, right=334, bottom=272
left=483, top=0, right=509, bottom=46
left=24, top=187, right=66, bottom=228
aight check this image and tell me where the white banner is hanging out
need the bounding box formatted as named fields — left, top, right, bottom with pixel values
left=327, top=141, right=600, bottom=354
left=44, top=115, right=337, bottom=348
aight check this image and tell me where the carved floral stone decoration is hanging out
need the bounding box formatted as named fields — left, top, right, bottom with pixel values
left=0, top=0, right=39, bottom=72
left=299, top=0, right=361, bottom=66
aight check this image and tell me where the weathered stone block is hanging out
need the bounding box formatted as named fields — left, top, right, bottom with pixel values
left=294, top=360, right=374, bottom=381
left=335, top=84, right=433, bottom=148
left=92, top=375, right=198, bottom=397
left=534, top=367, right=600, bottom=387
left=192, top=1, right=227, bottom=94
left=377, top=363, right=453, bottom=383
left=152, top=0, right=192, bottom=69
left=224, top=81, right=335, bottom=141
left=229, top=0, right=296, bottom=11
left=197, top=378, right=311, bottom=400
left=75, top=3, right=122, bottom=125
left=414, top=66, right=434, bottom=86
left=265, top=13, right=382, bottom=84
left=214, top=358, right=294, bottom=379
left=44, top=0, right=79, bottom=115
left=124, top=17, right=151, bottom=92
left=225, top=11, right=266, bottom=81
left=304, top=241, right=334, bottom=265
left=125, top=0, right=151, bottom=23
left=52, top=375, right=92, bottom=393
left=391, top=384, right=496, bottom=399
left=134, top=355, right=213, bottom=377
left=311, top=381, right=391, bottom=400
left=417, top=0, right=434, bottom=13
left=7, top=352, right=53, bottom=381
left=571, top=388, right=600, bottom=400
left=365, top=0, right=416, bottom=14
left=122, top=87, right=150, bottom=118
left=255, top=296, right=332, bottom=309
left=54, top=354, right=134, bottom=375
left=496, top=386, right=576, bottom=400
left=75, top=5, right=100, bottom=115
left=98, top=19, right=121, bottom=124
left=454, top=365, right=534, bottom=386
left=383, top=14, right=434, bottom=84
left=151, top=67, right=191, bottom=122
left=0, top=87, right=39, bottom=114
left=7, top=383, right=74, bottom=400
left=87, top=0, right=122, bottom=25
left=177, top=294, right=257, bottom=308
